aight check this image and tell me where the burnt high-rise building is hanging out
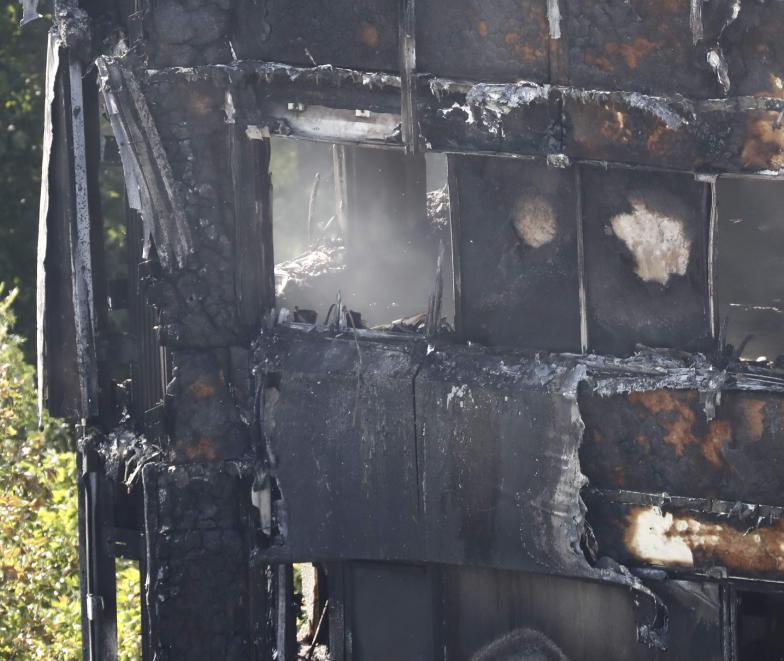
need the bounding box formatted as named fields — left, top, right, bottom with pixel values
left=33, top=0, right=784, bottom=659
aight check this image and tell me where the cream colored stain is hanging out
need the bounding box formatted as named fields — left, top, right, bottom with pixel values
left=626, top=506, right=784, bottom=574
left=627, top=507, right=695, bottom=567
left=513, top=195, right=557, bottom=248
left=611, top=196, right=691, bottom=285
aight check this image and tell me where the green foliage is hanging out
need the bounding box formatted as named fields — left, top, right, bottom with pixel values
left=116, top=560, right=142, bottom=661
left=0, top=3, right=49, bottom=350
left=0, top=287, right=141, bottom=659
left=0, top=285, right=80, bottom=658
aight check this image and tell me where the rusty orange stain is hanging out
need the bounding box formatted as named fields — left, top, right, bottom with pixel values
left=635, top=433, right=651, bottom=453
left=190, top=93, right=215, bottom=117
left=359, top=22, right=380, bottom=49
left=624, top=506, right=784, bottom=575
left=646, top=123, right=674, bottom=156
left=741, top=112, right=784, bottom=171
left=189, top=376, right=217, bottom=399
left=600, top=109, right=632, bottom=145
left=502, top=29, right=544, bottom=61
left=584, top=53, right=614, bottom=74
left=515, top=44, right=544, bottom=61
left=659, top=0, right=686, bottom=14
left=629, top=390, right=697, bottom=458
left=609, top=465, right=627, bottom=487
left=478, top=20, right=488, bottom=38
left=766, top=73, right=784, bottom=99
left=182, top=437, right=218, bottom=461
left=740, top=398, right=766, bottom=441
left=703, top=419, right=731, bottom=468
left=606, top=37, right=659, bottom=70
left=628, top=390, right=728, bottom=467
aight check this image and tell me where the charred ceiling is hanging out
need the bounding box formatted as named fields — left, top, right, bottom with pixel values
left=30, top=0, right=784, bottom=660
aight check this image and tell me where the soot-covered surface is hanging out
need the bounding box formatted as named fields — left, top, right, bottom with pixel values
left=581, top=166, right=711, bottom=355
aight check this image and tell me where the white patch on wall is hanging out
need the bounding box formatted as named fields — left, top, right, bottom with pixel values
left=611, top=196, right=691, bottom=285
left=446, top=384, right=472, bottom=409
left=513, top=195, right=557, bottom=248
left=627, top=507, right=695, bottom=567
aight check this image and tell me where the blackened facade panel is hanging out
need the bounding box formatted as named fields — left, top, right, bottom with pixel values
left=562, top=93, right=699, bottom=171
left=231, top=0, right=400, bottom=72
left=716, top=178, right=784, bottom=361
left=422, top=83, right=561, bottom=158
left=442, top=567, right=648, bottom=661
left=450, top=156, right=581, bottom=352
left=563, top=0, right=719, bottom=99
left=144, top=0, right=233, bottom=68
left=582, top=166, right=711, bottom=355
left=416, top=0, right=550, bottom=83
left=350, top=563, right=436, bottom=661
left=580, top=388, right=784, bottom=505
left=416, top=347, right=586, bottom=574
left=260, top=330, right=423, bottom=561
left=723, top=1, right=784, bottom=98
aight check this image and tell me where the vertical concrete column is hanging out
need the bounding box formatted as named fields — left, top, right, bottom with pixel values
left=100, top=60, right=275, bottom=659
